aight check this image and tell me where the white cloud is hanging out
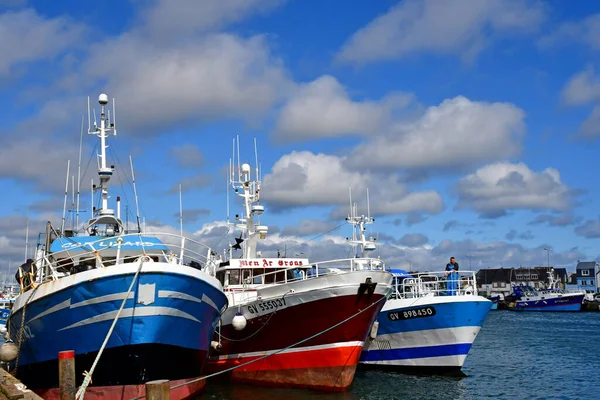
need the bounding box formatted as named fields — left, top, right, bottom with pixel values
left=0, top=8, right=84, bottom=77
left=337, top=0, right=545, bottom=64
left=455, top=162, right=573, bottom=217
left=85, top=33, right=291, bottom=133
left=168, top=173, right=213, bottom=194
left=529, top=213, right=582, bottom=227
left=346, top=96, right=525, bottom=171
left=539, top=13, right=600, bottom=52
left=274, top=75, right=413, bottom=141
left=579, top=105, right=600, bottom=139
left=397, top=233, right=429, bottom=247
left=281, top=219, right=336, bottom=237
left=0, top=138, right=79, bottom=191
left=170, top=144, right=204, bottom=168
left=261, top=151, right=443, bottom=217
left=177, top=208, right=211, bottom=223
left=430, top=238, right=584, bottom=270
left=140, top=0, right=283, bottom=39
left=575, top=218, right=600, bottom=239
left=561, top=67, right=600, bottom=106
left=505, top=229, right=534, bottom=241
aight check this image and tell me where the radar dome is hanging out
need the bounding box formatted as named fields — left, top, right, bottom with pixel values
left=99, top=94, right=109, bottom=105
left=241, top=163, right=251, bottom=173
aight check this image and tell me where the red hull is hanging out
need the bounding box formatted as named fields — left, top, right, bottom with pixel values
left=207, top=290, right=387, bottom=391
left=35, top=377, right=205, bottom=400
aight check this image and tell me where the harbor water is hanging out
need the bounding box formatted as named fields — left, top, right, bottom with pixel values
left=200, top=311, right=600, bottom=400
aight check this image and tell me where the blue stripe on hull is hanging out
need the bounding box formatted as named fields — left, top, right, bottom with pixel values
left=510, top=294, right=584, bottom=312
left=8, top=271, right=227, bottom=367
left=361, top=343, right=472, bottom=362
left=376, top=300, right=492, bottom=335
left=360, top=299, right=491, bottom=366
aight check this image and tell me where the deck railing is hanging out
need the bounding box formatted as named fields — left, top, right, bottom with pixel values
left=390, top=270, right=479, bottom=299
left=26, top=232, right=219, bottom=290
left=226, top=257, right=386, bottom=289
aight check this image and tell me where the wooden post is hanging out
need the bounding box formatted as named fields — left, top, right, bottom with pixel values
left=145, top=379, right=170, bottom=400
left=58, top=350, right=75, bottom=400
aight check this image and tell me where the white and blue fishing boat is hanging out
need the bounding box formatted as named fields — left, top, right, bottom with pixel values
left=6, top=94, right=228, bottom=400
left=360, top=269, right=492, bottom=372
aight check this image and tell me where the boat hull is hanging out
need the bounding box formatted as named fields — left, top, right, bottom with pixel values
left=508, top=293, right=584, bottom=312
left=360, top=296, right=492, bottom=370
left=8, top=263, right=227, bottom=399
left=206, top=270, right=392, bottom=391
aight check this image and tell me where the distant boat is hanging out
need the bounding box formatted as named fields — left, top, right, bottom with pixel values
left=7, top=94, right=228, bottom=400
left=360, top=269, right=492, bottom=372
left=506, top=269, right=584, bottom=312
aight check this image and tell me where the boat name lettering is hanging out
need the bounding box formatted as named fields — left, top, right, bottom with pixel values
left=388, top=306, right=436, bottom=321
left=247, top=297, right=287, bottom=314
left=238, top=259, right=304, bottom=267
left=61, top=241, right=158, bottom=250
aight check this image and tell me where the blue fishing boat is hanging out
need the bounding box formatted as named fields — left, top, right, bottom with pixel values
left=7, top=94, right=228, bottom=400
left=360, top=269, right=492, bottom=371
left=506, top=268, right=584, bottom=312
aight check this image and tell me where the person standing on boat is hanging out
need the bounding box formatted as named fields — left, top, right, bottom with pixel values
left=15, top=258, right=37, bottom=292
left=445, top=257, right=460, bottom=296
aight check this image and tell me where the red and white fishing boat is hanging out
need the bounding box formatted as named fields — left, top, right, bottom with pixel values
left=204, top=139, right=393, bottom=391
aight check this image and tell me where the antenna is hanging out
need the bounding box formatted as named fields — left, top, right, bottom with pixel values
left=236, top=135, right=241, bottom=181
left=129, top=155, right=142, bottom=233
left=76, top=115, right=83, bottom=230
left=71, top=175, right=75, bottom=230
left=254, top=137, right=259, bottom=184
left=348, top=186, right=353, bottom=219
left=90, top=178, right=94, bottom=216
left=87, top=97, right=91, bottom=132
left=61, top=160, right=71, bottom=234
left=24, top=218, right=29, bottom=261
left=367, top=188, right=371, bottom=219
left=231, top=138, right=235, bottom=184
left=112, top=98, right=117, bottom=134
left=179, top=183, right=183, bottom=237
left=226, top=172, right=230, bottom=223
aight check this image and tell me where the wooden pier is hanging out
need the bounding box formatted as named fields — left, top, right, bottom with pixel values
left=0, top=368, right=43, bottom=400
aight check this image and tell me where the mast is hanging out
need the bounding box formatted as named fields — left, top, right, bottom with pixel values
left=85, top=94, right=122, bottom=236
left=230, top=136, right=267, bottom=259
left=345, top=187, right=376, bottom=258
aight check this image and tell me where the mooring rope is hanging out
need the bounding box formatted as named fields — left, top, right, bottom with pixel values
left=128, top=291, right=388, bottom=400
left=13, top=282, right=42, bottom=374
left=75, top=257, right=146, bottom=400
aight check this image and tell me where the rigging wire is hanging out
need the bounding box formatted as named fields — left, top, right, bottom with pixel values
left=281, top=222, right=346, bottom=254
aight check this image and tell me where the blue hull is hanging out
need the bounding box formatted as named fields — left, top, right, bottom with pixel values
left=8, top=269, right=227, bottom=390
left=509, top=294, right=584, bottom=312
left=360, top=299, right=492, bottom=368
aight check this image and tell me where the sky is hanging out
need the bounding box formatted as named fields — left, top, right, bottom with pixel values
left=1, top=0, right=600, bottom=279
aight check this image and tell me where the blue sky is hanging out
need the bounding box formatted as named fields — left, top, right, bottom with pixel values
left=1, top=0, right=600, bottom=277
